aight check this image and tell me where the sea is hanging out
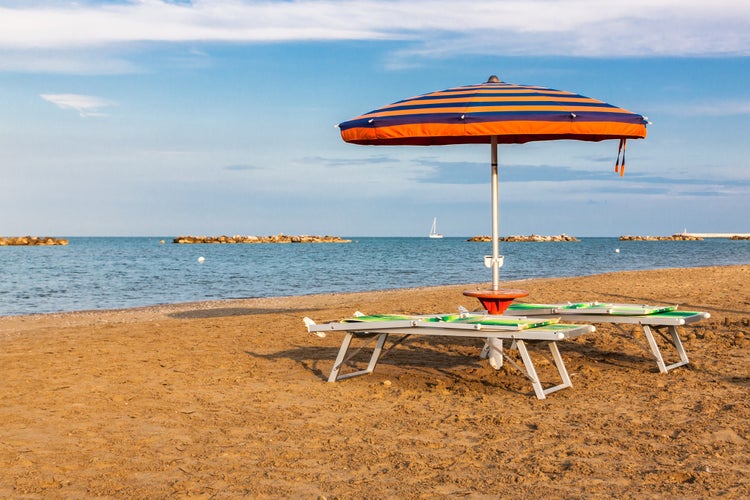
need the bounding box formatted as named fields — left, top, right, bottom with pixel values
left=1, top=236, right=749, bottom=317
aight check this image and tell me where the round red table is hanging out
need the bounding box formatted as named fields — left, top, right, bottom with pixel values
left=462, top=288, right=529, bottom=314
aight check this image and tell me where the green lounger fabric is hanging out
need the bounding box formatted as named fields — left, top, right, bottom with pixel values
left=341, top=313, right=558, bottom=329
left=507, top=302, right=678, bottom=316
left=642, top=310, right=705, bottom=319
left=437, top=315, right=558, bottom=329
left=341, top=314, right=414, bottom=322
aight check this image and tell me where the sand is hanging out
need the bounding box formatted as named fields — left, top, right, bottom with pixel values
left=0, top=265, right=748, bottom=498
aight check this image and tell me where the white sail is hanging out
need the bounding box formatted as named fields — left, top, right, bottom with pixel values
left=429, top=217, right=443, bottom=239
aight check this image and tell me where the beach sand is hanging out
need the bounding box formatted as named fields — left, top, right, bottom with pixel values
left=1, top=265, right=748, bottom=498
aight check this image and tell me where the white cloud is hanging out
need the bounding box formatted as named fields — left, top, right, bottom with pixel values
left=0, top=50, right=140, bottom=74
left=40, top=93, right=114, bottom=117
left=658, top=100, right=750, bottom=117
left=0, top=0, right=747, bottom=64
left=649, top=99, right=750, bottom=117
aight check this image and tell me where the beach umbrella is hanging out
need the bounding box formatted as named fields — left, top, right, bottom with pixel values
left=338, top=75, right=648, bottom=313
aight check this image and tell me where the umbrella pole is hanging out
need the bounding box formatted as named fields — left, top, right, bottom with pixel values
left=463, top=137, right=528, bottom=312
left=491, top=136, right=500, bottom=290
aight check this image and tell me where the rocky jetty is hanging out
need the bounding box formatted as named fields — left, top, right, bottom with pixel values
left=173, top=234, right=351, bottom=244
left=729, top=235, right=750, bottom=240
left=619, top=234, right=703, bottom=241
left=467, top=234, right=579, bottom=242
left=0, top=236, right=69, bottom=246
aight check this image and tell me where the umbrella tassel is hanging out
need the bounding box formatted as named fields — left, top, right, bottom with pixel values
left=615, top=138, right=627, bottom=176
left=614, top=139, right=621, bottom=174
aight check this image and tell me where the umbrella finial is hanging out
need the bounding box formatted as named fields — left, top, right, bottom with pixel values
left=487, top=75, right=500, bottom=83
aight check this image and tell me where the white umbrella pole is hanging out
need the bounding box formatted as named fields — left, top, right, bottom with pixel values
left=491, top=136, right=500, bottom=290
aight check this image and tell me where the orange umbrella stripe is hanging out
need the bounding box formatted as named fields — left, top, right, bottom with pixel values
left=341, top=120, right=647, bottom=144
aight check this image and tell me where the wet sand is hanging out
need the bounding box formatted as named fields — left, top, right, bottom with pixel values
left=1, top=265, right=748, bottom=498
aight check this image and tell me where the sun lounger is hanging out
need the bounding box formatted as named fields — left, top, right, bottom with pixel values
left=504, top=302, right=710, bottom=373
left=304, top=312, right=595, bottom=399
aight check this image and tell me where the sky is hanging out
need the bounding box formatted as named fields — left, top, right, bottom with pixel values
left=1, top=0, right=748, bottom=237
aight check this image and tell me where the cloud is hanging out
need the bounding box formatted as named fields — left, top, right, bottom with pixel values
left=311, top=155, right=395, bottom=166
left=224, top=164, right=260, bottom=171
left=0, top=0, right=748, bottom=72
left=652, top=100, right=750, bottom=117
left=40, top=93, right=114, bottom=117
left=0, top=50, right=140, bottom=74
left=406, top=155, right=750, bottom=200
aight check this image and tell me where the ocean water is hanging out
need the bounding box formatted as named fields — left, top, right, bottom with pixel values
left=1, top=236, right=749, bottom=316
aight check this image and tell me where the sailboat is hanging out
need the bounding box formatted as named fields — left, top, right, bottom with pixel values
left=429, top=217, right=443, bottom=239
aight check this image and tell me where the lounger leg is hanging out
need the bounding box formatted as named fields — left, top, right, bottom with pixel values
left=642, top=325, right=668, bottom=373
left=664, top=325, right=690, bottom=371
left=513, top=341, right=573, bottom=399
left=328, top=332, right=355, bottom=382
left=548, top=342, right=573, bottom=392
left=328, top=332, right=389, bottom=382
left=514, top=340, right=546, bottom=400
left=367, top=332, right=389, bottom=374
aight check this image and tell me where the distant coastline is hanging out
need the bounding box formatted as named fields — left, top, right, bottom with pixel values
left=620, top=233, right=750, bottom=241
left=619, top=234, right=703, bottom=241
left=680, top=232, right=750, bottom=239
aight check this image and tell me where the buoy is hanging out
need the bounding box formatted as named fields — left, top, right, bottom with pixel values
left=615, top=248, right=620, bottom=253
left=197, top=256, right=205, bottom=263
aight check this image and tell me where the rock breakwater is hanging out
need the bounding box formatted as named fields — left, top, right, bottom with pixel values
left=0, top=236, right=69, bottom=246
left=467, top=234, right=579, bottom=242
left=173, top=234, right=351, bottom=244
left=619, top=234, right=703, bottom=241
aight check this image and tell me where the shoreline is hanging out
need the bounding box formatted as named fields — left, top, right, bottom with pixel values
left=1, top=265, right=748, bottom=497
left=1, top=262, right=746, bottom=321
left=0, top=267, right=686, bottom=321
left=1, top=263, right=746, bottom=330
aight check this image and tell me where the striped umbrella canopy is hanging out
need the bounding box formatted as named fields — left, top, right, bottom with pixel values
left=338, top=75, right=648, bottom=305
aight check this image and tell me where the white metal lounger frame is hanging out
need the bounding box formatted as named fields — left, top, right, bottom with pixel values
left=304, top=317, right=594, bottom=399
left=504, top=309, right=709, bottom=373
